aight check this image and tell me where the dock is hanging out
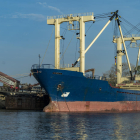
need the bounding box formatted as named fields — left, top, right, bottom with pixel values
left=0, top=89, right=50, bottom=110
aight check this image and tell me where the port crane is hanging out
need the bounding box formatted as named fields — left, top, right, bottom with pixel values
left=47, top=10, right=140, bottom=90
left=0, top=71, right=20, bottom=88
left=47, top=11, right=118, bottom=74
left=0, top=71, right=41, bottom=92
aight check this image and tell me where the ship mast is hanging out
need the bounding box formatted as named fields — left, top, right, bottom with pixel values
left=113, top=35, right=140, bottom=84
left=47, top=13, right=95, bottom=74
left=113, top=13, right=140, bottom=84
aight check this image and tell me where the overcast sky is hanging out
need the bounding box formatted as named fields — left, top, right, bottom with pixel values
left=0, top=0, right=140, bottom=84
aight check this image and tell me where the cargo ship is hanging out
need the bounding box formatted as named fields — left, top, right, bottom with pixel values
left=31, top=11, right=140, bottom=112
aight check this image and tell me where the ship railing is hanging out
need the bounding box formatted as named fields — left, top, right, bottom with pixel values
left=47, top=12, right=93, bottom=20
left=31, top=64, right=55, bottom=69
left=60, top=63, right=79, bottom=68
left=85, top=74, right=107, bottom=80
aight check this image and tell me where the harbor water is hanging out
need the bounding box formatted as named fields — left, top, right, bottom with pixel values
left=0, top=110, right=140, bottom=140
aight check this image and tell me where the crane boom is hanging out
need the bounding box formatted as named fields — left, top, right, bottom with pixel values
left=72, top=10, right=118, bottom=67
left=116, top=14, right=132, bottom=80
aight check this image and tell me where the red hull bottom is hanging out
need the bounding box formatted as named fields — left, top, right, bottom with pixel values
left=43, top=101, right=140, bottom=112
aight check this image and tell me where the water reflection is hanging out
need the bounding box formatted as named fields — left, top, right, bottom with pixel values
left=50, top=118, right=63, bottom=139
left=111, top=113, right=140, bottom=140
left=75, top=117, right=88, bottom=140
left=112, top=114, right=123, bottom=140
left=1, top=110, right=140, bottom=139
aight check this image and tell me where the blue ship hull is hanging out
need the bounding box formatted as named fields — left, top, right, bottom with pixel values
left=31, top=68, right=140, bottom=112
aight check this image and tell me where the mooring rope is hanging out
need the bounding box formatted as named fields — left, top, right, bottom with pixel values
left=41, top=26, right=55, bottom=65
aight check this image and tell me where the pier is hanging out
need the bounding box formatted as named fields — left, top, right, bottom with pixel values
left=0, top=88, right=50, bottom=110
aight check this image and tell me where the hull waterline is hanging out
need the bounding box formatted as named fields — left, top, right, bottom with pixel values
left=43, top=101, right=140, bottom=112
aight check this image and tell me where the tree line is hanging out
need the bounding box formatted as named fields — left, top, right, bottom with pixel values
left=103, top=63, right=140, bottom=86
